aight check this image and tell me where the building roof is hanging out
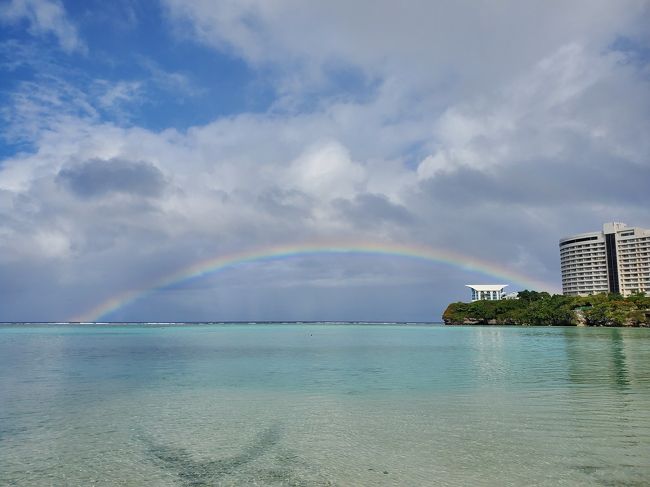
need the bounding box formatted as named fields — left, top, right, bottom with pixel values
left=465, top=284, right=508, bottom=291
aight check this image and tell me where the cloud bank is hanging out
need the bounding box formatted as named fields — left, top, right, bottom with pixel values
left=0, top=0, right=649, bottom=320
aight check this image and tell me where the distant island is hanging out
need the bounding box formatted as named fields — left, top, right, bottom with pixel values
left=442, top=291, right=650, bottom=327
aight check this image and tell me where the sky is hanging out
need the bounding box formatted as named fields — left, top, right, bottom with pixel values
left=1, top=0, right=649, bottom=322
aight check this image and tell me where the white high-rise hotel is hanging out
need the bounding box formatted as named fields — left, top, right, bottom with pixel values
left=560, top=223, right=650, bottom=297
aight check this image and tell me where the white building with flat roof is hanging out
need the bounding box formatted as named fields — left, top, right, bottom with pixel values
left=560, top=222, right=650, bottom=297
left=466, top=284, right=508, bottom=301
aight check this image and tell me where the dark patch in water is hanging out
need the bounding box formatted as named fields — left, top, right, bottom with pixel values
left=142, top=426, right=334, bottom=486
left=573, top=465, right=606, bottom=475
left=0, top=423, right=30, bottom=443
left=572, top=464, right=649, bottom=487
left=144, top=426, right=280, bottom=486
left=596, top=480, right=650, bottom=487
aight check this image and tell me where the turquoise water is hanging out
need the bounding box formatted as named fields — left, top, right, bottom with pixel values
left=1, top=324, right=649, bottom=486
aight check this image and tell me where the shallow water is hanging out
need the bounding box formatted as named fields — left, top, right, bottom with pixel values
left=1, top=324, right=649, bottom=486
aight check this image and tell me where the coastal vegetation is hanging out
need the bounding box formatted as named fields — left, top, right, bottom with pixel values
left=442, top=291, right=650, bottom=327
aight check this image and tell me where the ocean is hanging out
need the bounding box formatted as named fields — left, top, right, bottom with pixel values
left=1, top=323, right=649, bottom=486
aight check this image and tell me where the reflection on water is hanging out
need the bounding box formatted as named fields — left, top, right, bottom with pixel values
left=563, top=327, right=650, bottom=389
left=1, top=324, right=650, bottom=486
left=610, top=328, right=630, bottom=388
left=557, top=327, right=650, bottom=486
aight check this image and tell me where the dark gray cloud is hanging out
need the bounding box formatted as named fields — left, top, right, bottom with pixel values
left=255, top=188, right=314, bottom=220
left=419, top=157, right=650, bottom=209
left=57, top=158, right=166, bottom=198
left=333, top=193, right=415, bottom=229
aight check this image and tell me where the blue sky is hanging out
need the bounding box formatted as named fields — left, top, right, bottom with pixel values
left=1, top=1, right=274, bottom=143
left=1, top=0, right=649, bottom=321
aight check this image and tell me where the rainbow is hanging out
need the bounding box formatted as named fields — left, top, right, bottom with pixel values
left=71, top=241, right=559, bottom=322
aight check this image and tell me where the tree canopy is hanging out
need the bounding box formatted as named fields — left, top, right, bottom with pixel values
left=442, top=292, right=650, bottom=327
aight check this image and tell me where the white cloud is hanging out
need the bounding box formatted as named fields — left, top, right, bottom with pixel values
left=96, top=81, right=143, bottom=110
left=0, top=0, right=85, bottom=53
left=288, top=141, right=365, bottom=200
left=2, top=77, right=99, bottom=143
left=417, top=43, right=648, bottom=178
left=34, top=229, right=71, bottom=258
left=162, top=0, right=646, bottom=97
